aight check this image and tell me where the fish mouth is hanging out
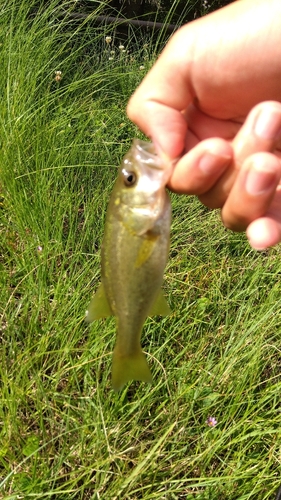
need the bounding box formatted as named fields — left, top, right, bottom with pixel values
left=133, top=139, right=174, bottom=184
left=133, top=139, right=164, bottom=170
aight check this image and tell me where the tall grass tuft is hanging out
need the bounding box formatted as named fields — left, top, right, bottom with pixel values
left=1, top=1, right=281, bottom=499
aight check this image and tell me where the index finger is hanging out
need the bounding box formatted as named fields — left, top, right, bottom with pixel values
left=127, top=27, right=194, bottom=159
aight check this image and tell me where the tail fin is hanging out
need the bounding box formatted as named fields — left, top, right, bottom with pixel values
left=112, top=346, right=152, bottom=392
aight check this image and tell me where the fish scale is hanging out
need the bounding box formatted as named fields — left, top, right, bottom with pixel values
left=86, top=139, right=172, bottom=391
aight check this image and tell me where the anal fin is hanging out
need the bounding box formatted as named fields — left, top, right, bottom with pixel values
left=149, top=289, right=171, bottom=316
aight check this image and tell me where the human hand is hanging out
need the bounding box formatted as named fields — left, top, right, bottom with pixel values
left=127, top=0, right=281, bottom=249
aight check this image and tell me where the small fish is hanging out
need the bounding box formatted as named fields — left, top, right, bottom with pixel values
left=86, top=139, right=172, bottom=391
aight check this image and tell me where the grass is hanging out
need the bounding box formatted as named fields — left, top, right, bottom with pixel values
left=1, top=1, right=281, bottom=499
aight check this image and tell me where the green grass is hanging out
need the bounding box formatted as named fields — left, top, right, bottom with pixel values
left=1, top=1, right=281, bottom=499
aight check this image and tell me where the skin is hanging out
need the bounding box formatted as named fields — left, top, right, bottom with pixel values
left=127, top=0, right=281, bottom=250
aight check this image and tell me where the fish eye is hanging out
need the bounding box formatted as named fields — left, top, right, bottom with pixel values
left=122, top=169, right=137, bottom=187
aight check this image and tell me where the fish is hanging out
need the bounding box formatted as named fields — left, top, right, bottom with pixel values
left=86, top=139, right=172, bottom=391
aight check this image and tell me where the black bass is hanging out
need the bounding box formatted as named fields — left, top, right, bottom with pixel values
left=86, top=139, right=172, bottom=391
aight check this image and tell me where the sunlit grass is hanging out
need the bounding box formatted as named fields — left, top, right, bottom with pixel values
left=1, top=1, right=281, bottom=499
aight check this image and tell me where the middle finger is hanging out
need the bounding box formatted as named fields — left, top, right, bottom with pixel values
left=199, top=101, right=281, bottom=208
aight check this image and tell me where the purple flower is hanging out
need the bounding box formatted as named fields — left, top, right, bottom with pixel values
left=206, top=416, right=217, bottom=427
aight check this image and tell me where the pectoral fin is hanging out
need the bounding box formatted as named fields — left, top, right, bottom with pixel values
left=149, top=289, right=171, bottom=316
left=135, top=236, right=158, bottom=268
left=85, top=283, right=112, bottom=322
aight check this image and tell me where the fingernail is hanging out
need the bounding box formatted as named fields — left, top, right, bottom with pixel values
left=254, top=110, right=281, bottom=140
left=245, top=164, right=278, bottom=195
left=199, top=152, right=232, bottom=175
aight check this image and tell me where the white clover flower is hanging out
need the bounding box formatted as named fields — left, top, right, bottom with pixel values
left=108, top=57, right=114, bottom=61
left=139, top=65, right=145, bottom=70
left=54, top=70, right=62, bottom=82
left=110, top=50, right=115, bottom=55
left=119, top=44, right=125, bottom=50
left=105, top=36, right=112, bottom=44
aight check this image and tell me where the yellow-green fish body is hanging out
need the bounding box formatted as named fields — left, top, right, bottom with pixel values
left=86, top=139, right=171, bottom=391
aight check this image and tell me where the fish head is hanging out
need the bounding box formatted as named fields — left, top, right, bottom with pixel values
left=111, top=140, right=172, bottom=234
left=117, top=139, right=172, bottom=203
